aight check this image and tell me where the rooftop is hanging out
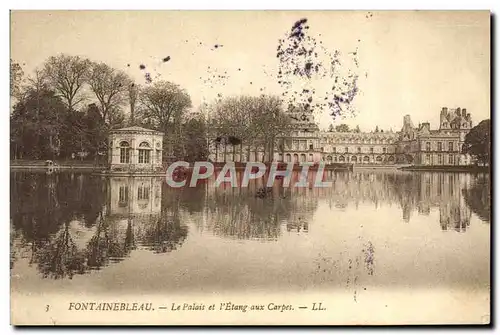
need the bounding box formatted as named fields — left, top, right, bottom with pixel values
left=110, top=126, right=164, bottom=135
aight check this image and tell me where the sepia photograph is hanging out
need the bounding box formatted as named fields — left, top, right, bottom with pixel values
left=9, top=10, right=491, bottom=326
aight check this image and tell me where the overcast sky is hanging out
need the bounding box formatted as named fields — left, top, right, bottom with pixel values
left=10, top=10, right=490, bottom=131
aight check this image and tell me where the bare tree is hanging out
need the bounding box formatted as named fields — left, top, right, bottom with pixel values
left=251, top=95, right=292, bottom=162
left=128, top=83, right=139, bottom=125
left=43, top=54, right=91, bottom=111
left=207, top=95, right=291, bottom=162
left=138, top=80, right=192, bottom=129
left=138, top=81, right=192, bottom=158
left=27, top=69, right=49, bottom=92
left=207, top=96, right=255, bottom=162
left=87, top=62, right=131, bottom=125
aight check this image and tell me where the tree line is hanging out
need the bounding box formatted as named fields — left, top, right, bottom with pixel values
left=11, top=55, right=489, bottom=165
left=205, top=95, right=294, bottom=163
left=10, top=55, right=194, bottom=162
left=10, top=55, right=295, bottom=163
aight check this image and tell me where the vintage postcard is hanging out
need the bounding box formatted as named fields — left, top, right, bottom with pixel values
left=10, top=10, right=491, bottom=325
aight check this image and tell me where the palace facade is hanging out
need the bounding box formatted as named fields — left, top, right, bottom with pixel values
left=208, top=107, right=474, bottom=166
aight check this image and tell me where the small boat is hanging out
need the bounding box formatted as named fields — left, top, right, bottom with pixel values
left=256, top=187, right=273, bottom=198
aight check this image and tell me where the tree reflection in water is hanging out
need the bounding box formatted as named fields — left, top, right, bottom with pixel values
left=35, top=222, right=86, bottom=279
left=10, top=170, right=491, bottom=279
left=462, top=174, right=490, bottom=222
left=133, top=183, right=189, bottom=253
left=86, top=215, right=136, bottom=270
left=10, top=173, right=188, bottom=279
left=200, top=174, right=317, bottom=240
left=136, top=216, right=188, bottom=253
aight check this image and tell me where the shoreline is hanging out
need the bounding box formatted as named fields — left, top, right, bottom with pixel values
left=10, top=161, right=355, bottom=173
left=398, top=165, right=490, bottom=173
left=10, top=161, right=489, bottom=174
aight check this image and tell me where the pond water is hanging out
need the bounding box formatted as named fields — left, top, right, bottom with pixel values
left=10, top=170, right=490, bottom=323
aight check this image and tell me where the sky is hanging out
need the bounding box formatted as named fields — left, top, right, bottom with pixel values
left=10, top=10, right=490, bottom=132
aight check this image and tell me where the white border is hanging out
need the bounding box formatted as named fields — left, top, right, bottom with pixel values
left=1, top=1, right=497, bottom=334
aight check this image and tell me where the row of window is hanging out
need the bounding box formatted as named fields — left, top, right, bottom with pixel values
left=324, top=155, right=391, bottom=163
left=118, top=141, right=156, bottom=149
left=425, top=141, right=456, bottom=152
left=118, top=185, right=151, bottom=205
left=329, top=147, right=389, bottom=154
left=120, top=148, right=159, bottom=164
left=323, top=139, right=395, bottom=145
left=425, top=154, right=455, bottom=165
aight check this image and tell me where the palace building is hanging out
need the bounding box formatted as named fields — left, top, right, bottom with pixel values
left=207, top=107, right=474, bottom=166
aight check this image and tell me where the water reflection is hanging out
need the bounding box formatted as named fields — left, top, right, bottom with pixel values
left=10, top=170, right=490, bottom=280
left=303, top=171, right=488, bottom=232
left=10, top=173, right=188, bottom=279
left=196, top=179, right=317, bottom=240
left=462, top=174, right=490, bottom=222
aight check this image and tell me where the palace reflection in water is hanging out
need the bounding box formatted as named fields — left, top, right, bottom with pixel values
left=10, top=170, right=490, bottom=281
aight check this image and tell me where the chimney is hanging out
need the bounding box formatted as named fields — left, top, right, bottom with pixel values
left=403, top=115, right=413, bottom=127
left=462, top=108, right=467, bottom=117
left=456, top=107, right=461, bottom=116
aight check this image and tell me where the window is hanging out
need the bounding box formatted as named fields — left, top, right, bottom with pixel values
left=309, top=144, right=314, bottom=150
left=332, top=147, right=336, bottom=153
left=426, top=142, right=431, bottom=151
left=438, top=154, right=442, bottom=165
left=345, top=147, right=349, bottom=153
left=119, top=141, right=130, bottom=163
left=370, top=147, right=374, bottom=154
left=448, top=154, right=453, bottom=165
left=137, top=186, right=150, bottom=201
left=120, top=148, right=130, bottom=163
left=426, top=154, right=430, bottom=164
left=437, top=142, right=442, bottom=151
left=118, top=186, right=128, bottom=207
left=448, top=142, right=453, bottom=152
left=139, top=150, right=150, bottom=163
left=437, top=175, right=442, bottom=196
left=138, top=142, right=151, bottom=164
left=382, top=147, right=387, bottom=154
left=357, top=147, right=361, bottom=153
left=308, top=154, right=313, bottom=162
